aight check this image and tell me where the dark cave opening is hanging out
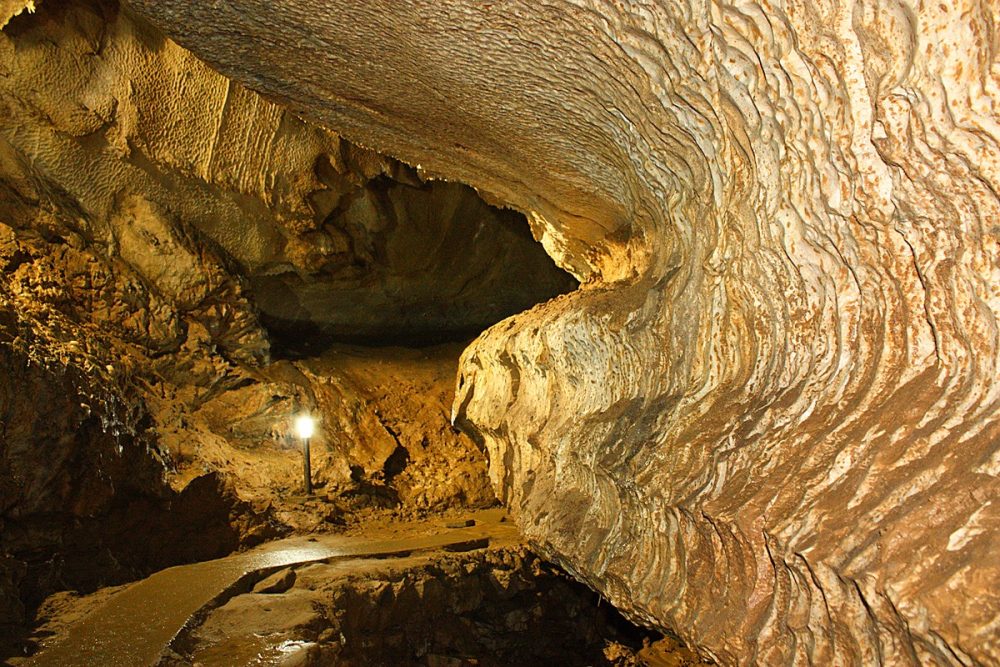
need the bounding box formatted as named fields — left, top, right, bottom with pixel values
left=251, top=174, right=578, bottom=359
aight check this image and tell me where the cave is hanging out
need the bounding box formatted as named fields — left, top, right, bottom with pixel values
left=1, top=0, right=998, bottom=665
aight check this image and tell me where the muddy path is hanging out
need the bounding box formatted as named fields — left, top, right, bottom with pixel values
left=24, top=510, right=517, bottom=667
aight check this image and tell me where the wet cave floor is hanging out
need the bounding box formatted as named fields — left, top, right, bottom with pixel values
left=14, top=510, right=705, bottom=667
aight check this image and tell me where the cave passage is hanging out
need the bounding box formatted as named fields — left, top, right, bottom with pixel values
left=218, top=163, right=582, bottom=535
left=4, top=0, right=998, bottom=661
left=253, top=171, right=579, bottom=358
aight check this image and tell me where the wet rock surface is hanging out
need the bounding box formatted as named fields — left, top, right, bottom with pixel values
left=167, top=545, right=698, bottom=667
left=15, top=511, right=704, bottom=666
left=170, top=549, right=672, bottom=667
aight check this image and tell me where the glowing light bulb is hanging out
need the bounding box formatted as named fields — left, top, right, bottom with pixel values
left=294, top=414, right=315, bottom=439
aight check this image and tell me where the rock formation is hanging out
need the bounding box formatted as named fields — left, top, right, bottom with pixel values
left=2, top=0, right=998, bottom=663
left=117, top=0, right=1000, bottom=664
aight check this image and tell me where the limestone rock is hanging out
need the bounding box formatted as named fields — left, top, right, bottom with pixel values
left=0, top=0, right=574, bottom=356
left=121, top=0, right=1000, bottom=664
left=252, top=177, right=578, bottom=349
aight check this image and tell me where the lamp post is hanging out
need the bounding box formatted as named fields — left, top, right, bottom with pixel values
left=294, top=414, right=315, bottom=495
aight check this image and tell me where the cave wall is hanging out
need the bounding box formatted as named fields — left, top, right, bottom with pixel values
left=117, top=0, right=1000, bottom=664
left=254, top=176, right=578, bottom=349
left=0, top=0, right=574, bottom=352
left=0, top=282, right=275, bottom=634
left=0, top=0, right=288, bottom=599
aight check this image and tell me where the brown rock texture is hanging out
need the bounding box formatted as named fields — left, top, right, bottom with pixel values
left=253, top=177, right=578, bottom=349
left=120, top=0, right=1000, bottom=664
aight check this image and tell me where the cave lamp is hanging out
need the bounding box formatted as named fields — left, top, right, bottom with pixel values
left=294, top=414, right=316, bottom=494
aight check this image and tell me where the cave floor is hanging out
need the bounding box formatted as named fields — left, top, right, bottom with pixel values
left=21, top=509, right=516, bottom=666
left=16, top=509, right=702, bottom=666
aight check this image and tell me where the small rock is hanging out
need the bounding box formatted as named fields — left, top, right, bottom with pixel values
left=254, top=567, right=296, bottom=594
left=487, top=568, right=521, bottom=600
left=445, top=518, right=476, bottom=528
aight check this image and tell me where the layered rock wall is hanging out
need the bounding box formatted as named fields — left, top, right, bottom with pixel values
left=122, top=0, right=1000, bottom=663
left=1, top=0, right=571, bottom=357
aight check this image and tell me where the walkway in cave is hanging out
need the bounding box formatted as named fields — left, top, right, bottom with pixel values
left=24, top=510, right=517, bottom=666
left=20, top=510, right=692, bottom=666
